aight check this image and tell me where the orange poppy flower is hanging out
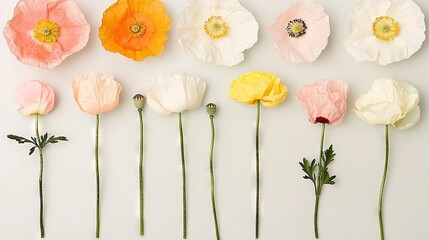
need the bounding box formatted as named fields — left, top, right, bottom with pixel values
left=99, top=0, right=172, bottom=61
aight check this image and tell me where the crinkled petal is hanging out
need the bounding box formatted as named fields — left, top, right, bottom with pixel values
left=99, top=0, right=172, bottom=61
left=16, top=80, right=55, bottom=116
left=393, top=105, right=420, bottom=130
left=3, top=0, right=90, bottom=69
left=345, top=0, right=426, bottom=65
left=228, top=72, right=287, bottom=107
left=177, top=0, right=258, bottom=66
left=268, top=1, right=330, bottom=63
left=147, top=73, right=206, bottom=114
left=354, top=102, right=402, bottom=125
left=72, top=73, right=122, bottom=115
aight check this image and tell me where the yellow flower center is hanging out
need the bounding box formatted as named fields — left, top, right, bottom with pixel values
left=130, top=23, right=146, bottom=37
left=204, top=16, right=229, bottom=39
left=33, top=19, right=60, bottom=44
left=372, top=16, right=399, bottom=41
left=286, top=19, right=307, bottom=38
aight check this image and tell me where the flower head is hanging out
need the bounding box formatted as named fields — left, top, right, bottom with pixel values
left=147, top=73, right=207, bottom=115
left=296, top=79, right=348, bottom=125
left=72, top=72, right=122, bottom=115
left=177, top=0, right=259, bottom=66
left=344, top=0, right=426, bottom=65
left=133, top=94, right=146, bottom=109
left=228, top=72, right=287, bottom=107
left=16, top=80, right=55, bottom=116
left=206, top=103, right=217, bottom=116
left=268, top=0, right=330, bottom=63
left=99, top=0, right=172, bottom=61
left=3, top=0, right=90, bottom=69
left=354, top=78, right=420, bottom=130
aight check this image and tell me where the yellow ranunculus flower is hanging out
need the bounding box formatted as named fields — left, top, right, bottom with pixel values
left=228, top=72, right=287, bottom=107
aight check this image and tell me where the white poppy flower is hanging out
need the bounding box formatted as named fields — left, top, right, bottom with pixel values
left=354, top=77, right=420, bottom=130
left=147, top=73, right=207, bottom=115
left=177, top=0, right=259, bottom=66
left=344, top=0, right=426, bottom=65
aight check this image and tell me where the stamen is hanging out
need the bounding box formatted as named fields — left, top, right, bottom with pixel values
left=204, top=16, right=229, bottom=39
left=286, top=18, right=307, bottom=38
left=372, top=16, right=399, bottom=41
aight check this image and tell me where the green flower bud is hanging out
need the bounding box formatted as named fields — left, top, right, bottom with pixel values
left=133, top=94, right=145, bottom=109
left=206, top=103, right=217, bottom=116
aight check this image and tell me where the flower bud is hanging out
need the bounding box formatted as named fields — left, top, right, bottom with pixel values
left=133, top=94, right=145, bottom=109
left=206, top=103, right=216, bottom=116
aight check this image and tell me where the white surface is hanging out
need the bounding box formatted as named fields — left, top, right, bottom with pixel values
left=0, top=0, right=428, bottom=239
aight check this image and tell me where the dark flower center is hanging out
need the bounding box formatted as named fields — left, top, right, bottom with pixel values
left=286, top=18, right=307, bottom=38
left=316, top=116, right=330, bottom=124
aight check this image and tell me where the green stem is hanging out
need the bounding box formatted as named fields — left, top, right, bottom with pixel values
left=179, top=113, right=187, bottom=239
left=314, top=195, right=320, bottom=239
left=35, top=114, right=45, bottom=238
left=138, top=109, right=144, bottom=236
left=314, top=123, right=326, bottom=239
left=255, top=100, right=261, bottom=239
left=378, top=125, right=389, bottom=240
left=209, top=115, right=220, bottom=240
left=95, top=114, right=100, bottom=238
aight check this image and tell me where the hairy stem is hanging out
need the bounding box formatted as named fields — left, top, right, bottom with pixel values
left=35, top=114, right=45, bottom=238
left=138, top=109, right=144, bottom=236
left=95, top=114, right=100, bottom=238
left=255, top=100, right=261, bottom=239
left=209, top=115, right=220, bottom=240
left=314, top=123, right=326, bottom=239
left=179, top=113, right=187, bottom=239
left=378, top=125, right=389, bottom=240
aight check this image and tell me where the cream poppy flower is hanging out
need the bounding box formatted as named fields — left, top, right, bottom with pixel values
left=177, top=0, right=259, bottom=66
left=344, top=0, right=426, bottom=65
left=147, top=73, right=207, bottom=115
left=354, top=77, right=420, bottom=130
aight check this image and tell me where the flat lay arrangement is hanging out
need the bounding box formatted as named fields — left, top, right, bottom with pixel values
left=0, top=0, right=428, bottom=240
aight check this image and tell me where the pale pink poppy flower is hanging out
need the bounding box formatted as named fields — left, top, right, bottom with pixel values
left=3, top=0, right=90, bottom=69
left=16, top=80, right=55, bottom=116
left=72, top=72, right=122, bottom=115
left=268, top=0, right=330, bottom=63
left=296, top=79, right=348, bottom=125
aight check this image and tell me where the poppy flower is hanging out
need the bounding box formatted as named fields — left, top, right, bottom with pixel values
left=99, top=0, right=172, bottom=61
left=268, top=0, right=330, bottom=63
left=354, top=78, right=420, bottom=239
left=16, top=80, right=55, bottom=116
left=296, top=79, right=348, bottom=239
left=296, top=79, right=348, bottom=125
left=72, top=72, right=122, bottom=238
left=8, top=80, right=68, bottom=238
left=3, top=0, right=90, bottom=69
left=344, top=0, right=426, bottom=65
left=228, top=72, right=287, bottom=238
left=177, top=0, right=259, bottom=66
left=354, top=78, right=420, bottom=130
left=147, top=73, right=206, bottom=239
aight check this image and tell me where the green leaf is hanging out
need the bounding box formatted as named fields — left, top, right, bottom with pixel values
left=299, top=158, right=317, bottom=184
left=320, top=145, right=336, bottom=186
left=29, top=146, right=36, bottom=156
left=323, top=145, right=336, bottom=168
left=40, top=133, right=68, bottom=148
left=7, top=135, right=36, bottom=145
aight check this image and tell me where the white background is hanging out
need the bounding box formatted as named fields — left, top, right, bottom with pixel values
left=0, top=0, right=428, bottom=239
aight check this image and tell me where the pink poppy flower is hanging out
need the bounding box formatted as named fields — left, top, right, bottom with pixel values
left=3, top=0, right=90, bottom=69
left=296, top=79, right=348, bottom=125
left=16, top=80, right=55, bottom=116
left=72, top=72, right=122, bottom=115
left=268, top=0, right=330, bottom=63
